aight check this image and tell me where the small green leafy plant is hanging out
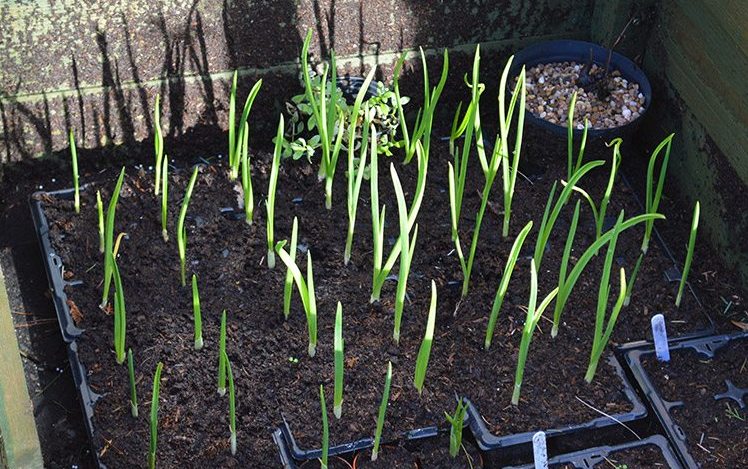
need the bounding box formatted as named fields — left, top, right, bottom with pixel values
left=586, top=213, right=627, bottom=383
left=512, top=259, right=559, bottom=405
left=485, top=221, right=533, bottom=350
left=100, top=167, right=126, bottom=308
left=333, top=301, right=344, bottom=419
left=275, top=242, right=318, bottom=357
left=153, top=94, right=164, bottom=196
left=177, top=167, right=199, bottom=286
left=391, top=163, right=419, bottom=343
left=413, top=280, right=437, bottom=395
left=445, top=399, right=468, bottom=458
left=192, top=274, right=203, bottom=350
left=266, top=115, right=283, bottom=269
left=676, top=201, right=699, bottom=307
left=228, top=72, right=263, bottom=180
left=69, top=129, right=80, bottom=213
left=148, top=361, right=163, bottom=469
left=371, top=361, right=393, bottom=462
left=127, top=348, right=137, bottom=418
left=641, top=134, right=674, bottom=254
left=217, top=310, right=227, bottom=396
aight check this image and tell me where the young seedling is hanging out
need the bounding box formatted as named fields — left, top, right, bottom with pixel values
left=623, top=253, right=644, bottom=307
left=413, top=280, right=437, bottom=395
left=217, top=310, right=227, bottom=396
left=266, top=115, right=283, bottom=269
left=283, top=217, right=299, bottom=320
left=100, top=167, right=126, bottom=308
left=127, top=348, right=138, bottom=418
left=676, top=201, right=700, bottom=307
left=566, top=91, right=590, bottom=180
left=499, top=57, right=527, bottom=238
left=177, top=167, right=200, bottom=286
left=445, top=399, right=468, bottom=458
left=240, top=120, right=254, bottom=224
left=485, top=221, right=534, bottom=349
left=112, top=257, right=127, bottom=365
left=97, top=191, right=104, bottom=254
left=552, top=211, right=665, bottom=337
left=148, top=361, right=164, bottom=469
left=511, top=260, right=559, bottom=405
left=299, top=30, right=344, bottom=208
left=551, top=201, right=581, bottom=338
left=371, top=362, right=393, bottom=462
left=275, top=243, right=318, bottom=357
left=585, top=213, right=627, bottom=383
left=228, top=72, right=263, bottom=180
left=333, top=302, right=344, bottom=418
left=393, top=47, right=449, bottom=163
left=641, top=134, right=674, bottom=254
left=153, top=94, right=164, bottom=196
left=391, top=163, right=419, bottom=343
left=319, top=384, right=329, bottom=468
left=160, top=155, right=169, bottom=242
left=533, top=160, right=605, bottom=270
left=192, top=274, right=203, bottom=350
left=69, top=129, right=80, bottom=213
left=371, top=143, right=427, bottom=302
left=344, top=67, right=377, bottom=264
left=565, top=138, right=622, bottom=242
left=223, top=350, right=237, bottom=455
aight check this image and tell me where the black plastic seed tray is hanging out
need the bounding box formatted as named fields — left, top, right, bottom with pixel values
left=466, top=355, right=647, bottom=466
left=273, top=418, right=439, bottom=469
left=503, top=434, right=681, bottom=469
left=624, top=332, right=748, bottom=468
left=29, top=186, right=107, bottom=469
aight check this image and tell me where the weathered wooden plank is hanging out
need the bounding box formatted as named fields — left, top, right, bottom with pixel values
left=0, top=266, right=43, bottom=469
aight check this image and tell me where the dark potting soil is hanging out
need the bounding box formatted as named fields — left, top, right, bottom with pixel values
left=641, top=340, right=748, bottom=467
left=39, top=133, right=706, bottom=467
left=353, top=446, right=415, bottom=469
left=415, top=437, right=482, bottom=469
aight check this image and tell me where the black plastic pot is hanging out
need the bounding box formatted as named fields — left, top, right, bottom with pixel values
left=465, top=355, right=647, bottom=466
left=624, top=332, right=748, bottom=468
left=508, top=39, right=652, bottom=139
left=503, top=434, right=681, bottom=469
left=336, top=76, right=379, bottom=104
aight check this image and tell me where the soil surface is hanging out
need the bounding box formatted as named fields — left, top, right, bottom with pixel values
left=642, top=338, right=748, bottom=467
left=415, top=437, right=482, bottom=468
left=35, top=127, right=713, bottom=468
left=353, top=446, right=415, bottom=468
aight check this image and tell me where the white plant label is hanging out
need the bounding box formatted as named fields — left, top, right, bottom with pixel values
left=651, top=313, right=670, bottom=362
left=533, top=431, right=548, bottom=469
